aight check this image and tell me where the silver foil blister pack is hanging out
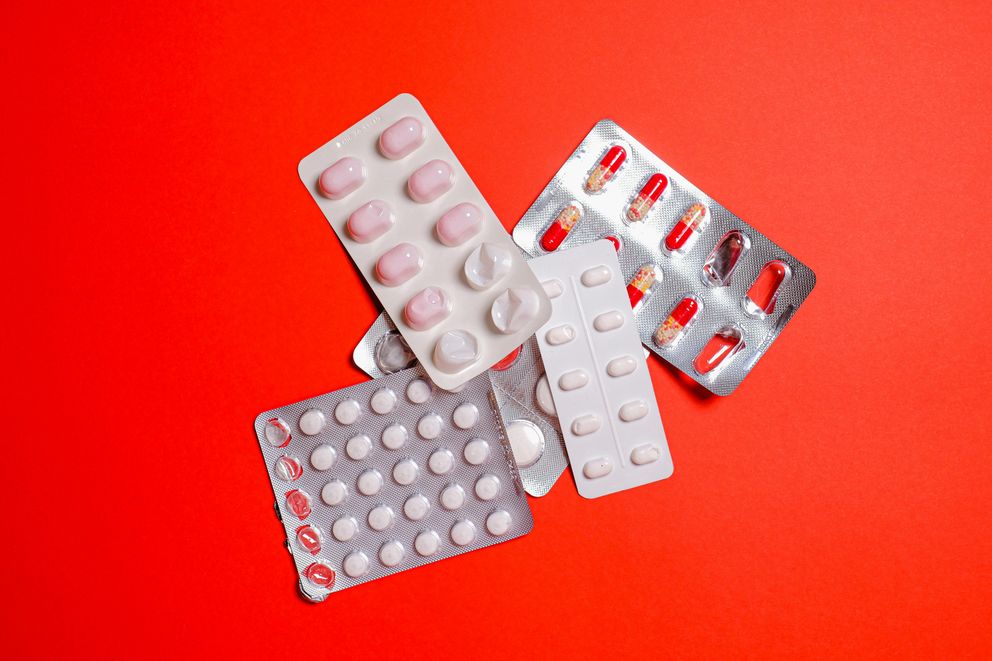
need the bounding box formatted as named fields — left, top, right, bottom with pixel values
left=254, top=367, right=533, bottom=601
left=353, top=314, right=568, bottom=497
left=513, top=120, right=816, bottom=395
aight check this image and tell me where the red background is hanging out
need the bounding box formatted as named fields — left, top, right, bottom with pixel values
left=7, top=1, right=991, bottom=658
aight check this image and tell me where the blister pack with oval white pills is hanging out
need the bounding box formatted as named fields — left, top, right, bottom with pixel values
left=530, top=240, right=673, bottom=498
left=254, top=367, right=533, bottom=601
left=513, top=120, right=816, bottom=395
left=353, top=313, right=568, bottom=497
left=299, top=93, right=552, bottom=390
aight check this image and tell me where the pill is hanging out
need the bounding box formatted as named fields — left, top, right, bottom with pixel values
left=491, top=288, right=541, bottom=334
left=346, top=200, right=394, bottom=243
left=285, top=489, right=312, bottom=519
left=703, top=230, right=749, bottom=287
left=370, top=388, right=397, bottom=415
left=357, top=469, right=383, bottom=496
left=626, top=264, right=659, bottom=311
left=433, top=330, right=479, bottom=373
left=694, top=327, right=745, bottom=375
left=486, top=510, right=513, bottom=536
left=475, top=474, right=501, bottom=501
left=274, top=455, right=303, bottom=482
left=464, top=242, right=513, bottom=290
left=619, top=400, right=649, bottom=422
left=264, top=417, right=292, bottom=448
left=415, top=530, right=441, bottom=556
left=334, top=398, right=361, bottom=425
left=310, top=444, right=337, bottom=471
left=664, top=203, right=710, bottom=254
left=379, top=540, right=406, bottom=567
left=403, top=286, right=452, bottom=331
left=558, top=369, right=589, bottom=391
left=654, top=296, right=702, bottom=348
left=406, top=378, right=432, bottom=404
left=417, top=413, right=443, bottom=439
left=346, top=434, right=372, bottom=460
left=604, top=235, right=622, bottom=252
left=404, top=494, right=431, bottom=521
left=539, top=201, right=584, bottom=252
left=626, top=173, right=669, bottom=222
left=585, top=144, right=626, bottom=193
left=408, top=159, right=454, bottom=203
left=321, top=479, right=348, bottom=506
left=428, top=449, right=455, bottom=475
left=298, top=409, right=326, bottom=436
left=744, top=260, right=792, bottom=318
left=490, top=345, right=522, bottom=371
left=580, top=265, right=612, bottom=287
left=318, top=156, right=366, bottom=199
left=630, top=444, right=662, bottom=465
left=450, top=520, right=477, bottom=546
left=606, top=355, right=637, bottom=377
left=378, top=116, right=425, bottom=159
left=342, top=551, right=370, bottom=578
left=542, top=279, right=563, bottom=298
left=303, top=561, right=336, bottom=589
left=435, top=202, right=483, bottom=247
left=534, top=375, right=557, bottom=416
left=463, top=438, right=491, bottom=465
left=368, top=505, right=395, bottom=531
left=452, top=403, right=479, bottom=429
left=296, top=525, right=322, bottom=555
left=374, top=331, right=416, bottom=374
left=571, top=414, right=601, bottom=436
left=440, top=483, right=466, bottom=510
left=506, top=419, right=545, bottom=468
left=593, top=310, right=624, bottom=332
left=582, top=457, right=613, bottom=479
left=545, top=324, right=575, bottom=346
left=381, top=423, right=407, bottom=450
left=392, top=458, right=419, bottom=485
left=375, top=242, right=423, bottom=287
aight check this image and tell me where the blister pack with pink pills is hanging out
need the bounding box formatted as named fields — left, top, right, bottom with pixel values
left=530, top=240, right=673, bottom=498
left=254, top=367, right=533, bottom=601
left=299, top=93, right=551, bottom=390
left=353, top=313, right=568, bottom=497
left=513, top=120, right=816, bottom=396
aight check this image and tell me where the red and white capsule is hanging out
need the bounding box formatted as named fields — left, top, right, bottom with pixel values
left=626, top=173, right=669, bottom=222
left=585, top=144, right=627, bottom=193
left=653, top=296, right=702, bottom=348
left=539, top=201, right=584, bottom=252
left=626, top=264, right=660, bottom=312
left=664, top=203, right=710, bottom=254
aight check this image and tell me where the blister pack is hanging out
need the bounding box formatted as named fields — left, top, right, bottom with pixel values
left=530, top=240, right=673, bottom=498
left=254, top=368, right=533, bottom=601
left=513, top=120, right=816, bottom=395
left=298, top=93, right=552, bottom=390
left=353, top=313, right=568, bottom=497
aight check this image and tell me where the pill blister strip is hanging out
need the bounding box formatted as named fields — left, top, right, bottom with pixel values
left=254, top=368, right=533, bottom=601
left=513, top=120, right=816, bottom=396
left=298, top=93, right=551, bottom=391
left=530, top=241, right=673, bottom=499
left=353, top=313, right=569, bottom=497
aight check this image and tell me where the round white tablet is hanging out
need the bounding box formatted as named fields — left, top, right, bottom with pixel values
left=534, top=374, right=557, bottom=416
left=379, top=540, right=405, bottom=567
left=417, top=413, right=443, bottom=439
left=403, top=494, right=430, bottom=521
left=368, top=505, right=395, bottom=531
left=486, top=509, right=512, bottom=536
left=506, top=419, right=545, bottom=468
left=334, top=398, right=361, bottom=425
left=321, top=479, right=347, bottom=506
left=346, top=434, right=372, bottom=461
left=452, top=403, right=479, bottom=429
left=343, top=551, right=370, bottom=578
left=357, top=469, right=383, bottom=496
left=370, top=388, right=397, bottom=415
left=310, top=444, right=337, bottom=471
left=392, top=458, right=419, bottom=485
left=440, top=483, right=465, bottom=510
left=475, top=474, right=501, bottom=501
left=463, top=438, right=490, bottom=465
left=428, top=449, right=455, bottom=475
left=406, top=378, right=432, bottom=404
left=450, top=519, right=477, bottom=546
left=381, top=423, right=408, bottom=450
left=332, top=516, right=358, bottom=542
left=299, top=409, right=326, bottom=436
left=415, top=530, right=440, bottom=556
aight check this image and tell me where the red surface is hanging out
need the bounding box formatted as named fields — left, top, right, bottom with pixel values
left=7, top=1, right=992, bottom=658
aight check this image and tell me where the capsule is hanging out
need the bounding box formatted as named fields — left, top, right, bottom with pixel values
left=744, top=260, right=792, bottom=318
left=626, top=264, right=659, bottom=312
left=693, top=326, right=745, bottom=376
left=663, top=203, right=710, bottom=254
left=539, top=201, right=584, bottom=252
left=653, top=296, right=702, bottom=348
left=626, top=173, right=669, bottom=222
left=585, top=144, right=627, bottom=193
left=702, top=230, right=750, bottom=287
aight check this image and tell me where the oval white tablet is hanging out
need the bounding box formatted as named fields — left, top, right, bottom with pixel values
left=452, top=403, right=479, bottom=429
left=506, top=419, right=544, bottom=468
left=463, top=438, right=490, bottom=466
left=381, top=423, right=408, bottom=450
left=535, top=375, right=557, bottom=416
left=583, top=457, right=613, bottom=479
left=475, top=474, right=501, bottom=501
left=542, top=279, right=563, bottom=298
left=428, top=448, right=455, bottom=475
left=450, top=520, right=477, bottom=546
left=392, top=458, right=419, bottom=485
left=379, top=540, right=406, bottom=567
left=370, top=388, right=397, bottom=415
left=299, top=409, right=326, bottom=436
left=606, top=355, right=637, bottom=377
left=545, top=324, right=575, bottom=346
left=332, top=516, right=358, bottom=542
left=346, top=434, right=372, bottom=460
left=310, top=444, right=337, bottom=471
left=486, top=510, right=513, bottom=536
left=357, top=469, right=383, bottom=496
left=321, top=479, right=348, bottom=506
left=619, top=400, right=649, bottom=422
left=342, top=551, right=369, bottom=578
left=417, top=413, right=443, bottom=439
left=406, top=378, right=432, bottom=404
left=415, top=530, right=441, bottom=556
left=368, top=505, right=395, bottom=531
left=335, top=398, right=361, bottom=425
left=558, top=369, right=589, bottom=391
left=403, top=494, right=430, bottom=521
left=580, top=265, right=612, bottom=287
left=630, top=444, right=662, bottom=465
left=571, top=414, right=601, bottom=436
left=593, top=310, right=624, bottom=332
left=440, top=483, right=465, bottom=510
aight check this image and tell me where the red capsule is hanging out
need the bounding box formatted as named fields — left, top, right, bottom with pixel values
left=490, top=345, right=522, bottom=371
left=626, top=173, right=669, bottom=222
left=585, top=145, right=627, bottom=193
left=303, top=561, right=336, bottom=589
left=744, top=260, right=792, bottom=317
left=653, top=296, right=702, bottom=348
left=539, top=201, right=584, bottom=252
left=296, top=525, right=322, bottom=555
left=693, top=327, right=745, bottom=375
left=664, top=203, right=710, bottom=254
left=702, top=230, right=749, bottom=287
left=285, top=489, right=312, bottom=520
left=626, top=264, right=659, bottom=311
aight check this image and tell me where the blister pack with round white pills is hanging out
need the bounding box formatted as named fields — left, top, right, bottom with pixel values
left=298, top=93, right=552, bottom=390
left=353, top=313, right=569, bottom=497
left=254, top=367, right=533, bottom=601
left=529, top=240, right=674, bottom=498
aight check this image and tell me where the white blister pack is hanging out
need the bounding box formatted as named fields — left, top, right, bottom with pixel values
left=254, top=367, right=533, bottom=601
left=298, top=93, right=551, bottom=390
left=531, top=240, right=673, bottom=498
